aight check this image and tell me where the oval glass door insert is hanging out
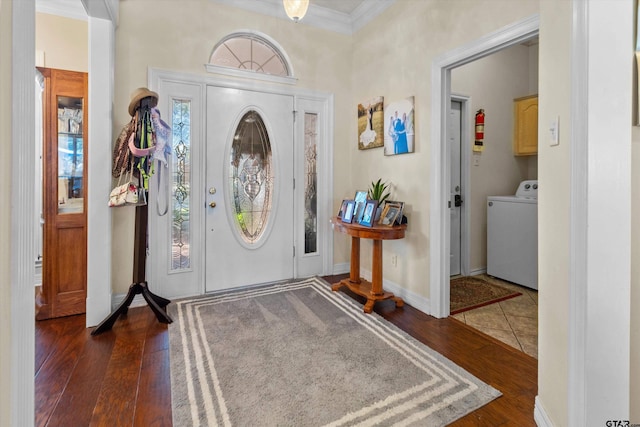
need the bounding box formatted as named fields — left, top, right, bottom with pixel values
left=229, top=110, right=273, bottom=245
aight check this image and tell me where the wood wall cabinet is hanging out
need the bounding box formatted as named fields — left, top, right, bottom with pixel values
left=513, top=94, right=538, bottom=156
left=36, top=68, right=88, bottom=320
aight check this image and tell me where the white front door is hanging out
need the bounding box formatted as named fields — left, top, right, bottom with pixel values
left=449, top=100, right=462, bottom=276
left=205, top=86, right=294, bottom=292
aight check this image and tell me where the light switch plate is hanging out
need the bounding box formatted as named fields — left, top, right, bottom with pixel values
left=550, top=116, right=560, bottom=146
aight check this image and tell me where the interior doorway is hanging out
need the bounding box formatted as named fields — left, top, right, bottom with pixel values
left=36, top=67, right=89, bottom=320
left=435, top=16, right=540, bottom=359
left=429, top=15, right=539, bottom=319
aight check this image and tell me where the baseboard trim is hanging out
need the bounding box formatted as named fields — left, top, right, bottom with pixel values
left=359, top=268, right=431, bottom=315
left=470, top=267, right=487, bottom=276
left=112, top=293, right=147, bottom=310
left=332, top=263, right=350, bottom=275
left=534, top=396, right=553, bottom=427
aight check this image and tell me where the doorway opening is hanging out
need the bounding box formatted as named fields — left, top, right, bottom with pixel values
left=434, top=17, right=540, bottom=358
left=429, top=14, right=539, bottom=321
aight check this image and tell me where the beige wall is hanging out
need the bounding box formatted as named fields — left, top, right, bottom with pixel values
left=350, top=0, right=539, bottom=296
left=0, top=0, right=13, bottom=424
left=452, top=44, right=538, bottom=272
left=36, top=12, right=88, bottom=72
left=112, top=0, right=354, bottom=293
left=537, top=0, right=572, bottom=424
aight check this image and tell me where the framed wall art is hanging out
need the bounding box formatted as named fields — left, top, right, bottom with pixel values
left=358, top=96, right=384, bottom=150
left=384, top=96, right=415, bottom=156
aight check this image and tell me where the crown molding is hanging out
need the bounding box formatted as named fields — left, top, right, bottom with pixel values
left=351, top=0, right=394, bottom=33
left=210, top=0, right=394, bottom=35
left=36, top=0, right=87, bottom=20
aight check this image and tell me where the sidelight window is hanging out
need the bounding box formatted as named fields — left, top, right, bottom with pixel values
left=171, top=99, right=192, bottom=270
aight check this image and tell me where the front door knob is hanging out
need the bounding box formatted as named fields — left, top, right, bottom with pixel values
left=209, top=202, right=217, bottom=208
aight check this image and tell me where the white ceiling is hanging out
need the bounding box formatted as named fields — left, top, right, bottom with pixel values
left=36, top=0, right=394, bottom=34
left=312, top=0, right=366, bottom=15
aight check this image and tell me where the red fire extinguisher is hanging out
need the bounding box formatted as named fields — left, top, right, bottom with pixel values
left=474, top=109, right=485, bottom=152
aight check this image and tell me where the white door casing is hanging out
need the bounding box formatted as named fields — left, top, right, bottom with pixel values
left=430, top=15, right=539, bottom=319
left=205, top=86, right=294, bottom=291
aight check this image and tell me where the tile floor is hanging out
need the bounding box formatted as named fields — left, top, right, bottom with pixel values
left=450, top=274, right=538, bottom=359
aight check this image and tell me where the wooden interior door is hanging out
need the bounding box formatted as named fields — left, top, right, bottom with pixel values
left=37, top=68, right=88, bottom=320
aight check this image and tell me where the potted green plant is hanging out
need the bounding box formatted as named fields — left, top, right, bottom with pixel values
left=368, top=179, right=390, bottom=221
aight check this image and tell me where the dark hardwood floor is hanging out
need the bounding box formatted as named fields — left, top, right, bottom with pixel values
left=35, top=275, right=537, bottom=426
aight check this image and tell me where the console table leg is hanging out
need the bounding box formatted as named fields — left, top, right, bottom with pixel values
left=393, top=296, right=405, bottom=308
left=363, top=299, right=375, bottom=314
left=349, top=236, right=361, bottom=283
left=371, top=239, right=383, bottom=295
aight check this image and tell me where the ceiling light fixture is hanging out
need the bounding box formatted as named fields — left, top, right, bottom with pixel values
left=283, top=0, right=309, bottom=23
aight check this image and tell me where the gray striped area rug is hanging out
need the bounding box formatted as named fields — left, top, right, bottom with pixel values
left=168, top=277, right=500, bottom=426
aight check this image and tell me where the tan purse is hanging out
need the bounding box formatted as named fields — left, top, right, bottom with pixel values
left=108, top=166, right=146, bottom=207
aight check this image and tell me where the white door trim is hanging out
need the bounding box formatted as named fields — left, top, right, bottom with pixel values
left=86, top=16, right=116, bottom=327
left=568, top=2, right=588, bottom=422
left=10, top=0, right=36, bottom=425
left=568, top=0, right=632, bottom=423
left=430, top=14, right=539, bottom=319
left=450, top=94, right=471, bottom=277
left=13, top=1, right=118, bottom=424
left=148, top=68, right=334, bottom=295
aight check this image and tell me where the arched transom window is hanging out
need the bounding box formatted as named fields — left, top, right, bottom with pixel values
left=207, top=31, right=296, bottom=84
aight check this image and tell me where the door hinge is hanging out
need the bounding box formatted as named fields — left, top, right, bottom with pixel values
left=293, top=178, right=295, bottom=189
left=293, top=245, right=296, bottom=257
left=293, top=110, right=298, bottom=122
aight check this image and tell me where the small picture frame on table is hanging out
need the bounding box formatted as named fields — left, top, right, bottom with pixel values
left=342, top=200, right=356, bottom=223
left=379, top=202, right=402, bottom=226
left=359, top=200, right=378, bottom=227
left=386, top=200, right=405, bottom=225
left=338, top=199, right=349, bottom=218
left=353, top=190, right=368, bottom=223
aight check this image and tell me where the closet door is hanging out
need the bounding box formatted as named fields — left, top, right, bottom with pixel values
left=37, top=68, right=88, bottom=319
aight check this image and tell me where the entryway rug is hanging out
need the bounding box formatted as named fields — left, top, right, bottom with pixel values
left=168, top=277, right=501, bottom=426
left=450, top=276, right=521, bottom=315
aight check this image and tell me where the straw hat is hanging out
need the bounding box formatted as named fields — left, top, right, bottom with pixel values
left=128, top=87, right=158, bottom=116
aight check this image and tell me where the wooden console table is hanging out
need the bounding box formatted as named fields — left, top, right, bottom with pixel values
left=331, top=217, right=406, bottom=313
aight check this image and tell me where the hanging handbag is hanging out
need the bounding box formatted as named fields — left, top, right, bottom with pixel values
left=108, top=166, right=146, bottom=207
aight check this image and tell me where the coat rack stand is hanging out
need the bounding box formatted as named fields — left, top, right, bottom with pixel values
left=91, top=202, right=172, bottom=335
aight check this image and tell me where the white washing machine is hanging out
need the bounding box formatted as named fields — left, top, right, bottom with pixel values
left=487, top=180, right=538, bottom=290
